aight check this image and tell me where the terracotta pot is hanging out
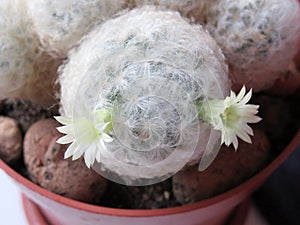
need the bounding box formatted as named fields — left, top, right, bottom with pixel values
left=1, top=131, right=299, bottom=225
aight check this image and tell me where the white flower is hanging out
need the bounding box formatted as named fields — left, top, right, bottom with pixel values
left=54, top=108, right=113, bottom=168
left=199, top=86, right=261, bottom=150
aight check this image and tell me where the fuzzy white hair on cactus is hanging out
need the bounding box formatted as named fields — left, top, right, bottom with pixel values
left=133, top=0, right=207, bottom=20
left=203, top=0, right=300, bottom=92
left=56, top=6, right=260, bottom=185
left=23, top=0, right=127, bottom=57
left=0, top=0, right=60, bottom=107
left=0, top=0, right=37, bottom=96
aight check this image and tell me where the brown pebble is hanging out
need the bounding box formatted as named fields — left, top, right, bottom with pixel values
left=24, top=119, right=107, bottom=203
left=267, top=61, right=300, bottom=96
left=294, top=46, right=300, bottom=71
left=252, top=95, right=290, bottom=143
left=164, top=191, right=170, bottom=200
left=172, top=129, right=270, bottom=205
left=0, top=116, right=22, bottom=164
left=0, top=101, right=4, bottom=113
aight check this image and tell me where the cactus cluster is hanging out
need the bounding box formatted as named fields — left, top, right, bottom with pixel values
left=24, top=0, right=126, bottom=56
left=0, top=0, right=38, bottom=98
left=203, top=0, right=300, bottom=91
left=57, top=7, right=262, bottom=184
left=1, top=0, right=299, bottom=185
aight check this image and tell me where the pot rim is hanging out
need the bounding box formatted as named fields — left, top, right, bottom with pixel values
left=0, top=130, right=299, bottom=217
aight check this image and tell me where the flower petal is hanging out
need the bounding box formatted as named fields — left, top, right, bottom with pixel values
left=57, top=125, right=73, bottom=135
left=236, top=85, right=246, bottom=102
left=243, top=124, right=254, bottom=136
left=84, top=147, right=96, bottom=169
left=54, top=116, right=72, bottom=125
left=64, top=141, right=79, bottom=159
left=245, top=115, right=262, bottom=123
left=102, top=133, right=114, bottom=143
left=72, top=146, right=85, bottom=160
left=232, top=136, right=239, bottom=150
left=238, top=88, right=251, bottom=106
left=96, top=122, right=110, bottom=133
left=57, top=135, right=74, bottom=144
left=235, top=127, right=252, bottom=144
left=99, top=138, right=107, bottom=152
left=95, top=146, right=101, bottom=163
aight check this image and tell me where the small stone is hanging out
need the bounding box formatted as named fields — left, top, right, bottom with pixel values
left=0, top=101, right=4, bottom=113
left=267, top=61, right=300, bottom=96
left=163, top=191, right=170, bottom=200
left=294, top=48, right=300, bottom=71
left=252, top=94, right=290, bottom=145
left=0, top=116, right=22, bottom=164
left=24, top=119, right=107, bottom=203
left=172, top=129, right=270, bottom=205
left=155, top=195, right=163, bottom=202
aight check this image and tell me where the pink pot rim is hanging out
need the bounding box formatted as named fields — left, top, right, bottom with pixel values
left=22, top=194, right=49, bottom=225
left=1, top=130, right=299, bottom=217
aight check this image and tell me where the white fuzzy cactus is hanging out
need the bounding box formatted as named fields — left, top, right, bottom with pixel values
left=23, top=0, right=126, bottom=57
left=56, top=7, right=260, bottom=185
left=203, top=0, right=300, bottom=92
left=133, top=0, right=207, bottom=21
left=0, top=0, right=60, bottom=107
left=0, top=0, right=37, bottom=96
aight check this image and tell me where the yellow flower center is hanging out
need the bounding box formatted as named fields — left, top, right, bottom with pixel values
left=221, top=106, right=239, bottom=128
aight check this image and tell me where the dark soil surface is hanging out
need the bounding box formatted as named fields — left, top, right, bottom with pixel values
left=101, top=179, right=181, bottom=209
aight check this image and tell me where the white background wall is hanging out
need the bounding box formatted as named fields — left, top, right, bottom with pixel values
left=0, top=170, right=28, bottom=225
